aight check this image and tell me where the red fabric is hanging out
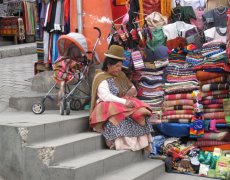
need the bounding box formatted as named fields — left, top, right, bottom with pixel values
left=90, top=97, right=151, bottom=128
left=64, top=0, right=70, bottom=23
left=163, top=110, right=193, bottom=116
left=143, top=0, right=161, bottom=15
left=110, top=0, right=127, bottom=24
left=166, top=37, right=186, bottom=50
left=165, top=93, right=193, bottom=100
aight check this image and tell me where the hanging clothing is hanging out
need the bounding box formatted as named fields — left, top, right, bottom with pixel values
left=172, top=0, right=206, bottom=9
left=202, top=6, right=228, bottom=29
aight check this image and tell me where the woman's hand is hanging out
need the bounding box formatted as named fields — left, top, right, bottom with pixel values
left=125, top=99, right=135, bottom=108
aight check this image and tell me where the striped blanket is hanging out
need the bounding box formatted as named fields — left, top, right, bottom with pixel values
left=202, top=83, right=230, bottom=92
left=164, top=94, right=193, bottom=100
left=163, top=110, right=193, bottom=116
left=164, top=100, right=194, bottom=107
left=90, top=98, right=152, bottom=131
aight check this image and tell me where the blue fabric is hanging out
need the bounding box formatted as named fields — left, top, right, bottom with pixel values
left=52, top=33, right=60, bottom=64
left=156, top=123, right=190, bottom=138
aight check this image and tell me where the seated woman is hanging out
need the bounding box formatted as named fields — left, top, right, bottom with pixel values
left=89, top=45, right=153, bottom=151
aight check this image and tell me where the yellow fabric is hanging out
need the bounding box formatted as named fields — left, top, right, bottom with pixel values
left=161, top=0, right=172, bottom=18
left=138, top=0, right=144, bottom=27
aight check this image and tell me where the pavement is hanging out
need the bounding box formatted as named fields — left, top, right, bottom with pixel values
left=0, top=43, right=37, bottom=113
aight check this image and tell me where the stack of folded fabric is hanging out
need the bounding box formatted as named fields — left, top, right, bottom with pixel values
left=195, top=70, right=230, bottom=151
left=137, top=46, right=169, bottom=124
left=135, top=68, right=165, bottom=121
left=156, top=49, right=200, bottom=137
left=36, top=41, right=44, bottom=62
left=194, top=40, right=230, bottom=72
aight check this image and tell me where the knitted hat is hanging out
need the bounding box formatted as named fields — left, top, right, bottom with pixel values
left=104, top=45, right=125, bottom=60
left=153, top=45, right=169, bottom=60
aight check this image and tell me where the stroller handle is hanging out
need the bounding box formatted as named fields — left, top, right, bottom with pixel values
left=93, top=27, right=101, bottom=39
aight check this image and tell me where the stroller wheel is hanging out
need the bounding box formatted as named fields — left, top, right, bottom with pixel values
left=66, top=101, right=70, bottom=115
left=74, top=99, right=82, bottom=111
left=32, top=102, right=45, bottom=114
left=60, top=100, right=65, bottom=115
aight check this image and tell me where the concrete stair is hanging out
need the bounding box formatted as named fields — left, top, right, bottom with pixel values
left=0, top=110, right=165, bottom=180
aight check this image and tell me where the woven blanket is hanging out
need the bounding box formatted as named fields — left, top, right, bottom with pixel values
left=203, top=104, right=223, bottom=109
left=204, top=109, right=224, bottom=113
left=163, top=114, right=193, bottom=119
left=193, top=140, right=230, bottom=147
left=204, top=112, right=228, bottom=119
left=198, top=131, right=230, bottom=141
left=166, top=75, right=197, bottom=82
left=164, top=105, right=194, bottom=111
left=163, top=110, right=193, bottom=116
left=203, top=94, right=230, bottom=100
left=202, top=83, right=230, bottom=92
left=152, top=119, right=191, bottom=124
left=165, top=85, right=199, bottom=94
left=200, top=76, right=228, bottom=85
left=196, top=71, right=226, bottom=81
left=164, top=81, right=199, bottom=87
left=90, top=98, right=152, bottom=131
left=164, top=100, right=194, bottom=107
left=164, top=94, right=193, bottom=100
left=202, top=99, right=224, bottom=105
left=202, top=90, right=230, bottom=97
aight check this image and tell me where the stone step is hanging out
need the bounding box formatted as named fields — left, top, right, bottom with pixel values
left=27, top=132, right=105, bottom=165
left=6, top=110, right=90, bottom=144
left=0, top=43, right=36, bottom=59
left=96, top=159, right=165, bottom=180
left=48, top=149, right=145, bottom=180
left=9, top=93, right=59, bottom=111
left=155, top=172, right=213, bottom=180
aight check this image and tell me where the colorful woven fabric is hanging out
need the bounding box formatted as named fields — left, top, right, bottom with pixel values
left=200, top=144, right=230, bottom=151
left=202, top=99, right=224, bottom=105
left=203, top=94, right=230, bottom=100
left=194, top=140, right=230, bottom=147
left=204, top=112, right=228, bottom=119
left=163, top=114, right=193, bottom=119
left=198, top=131, right=230, bottom=142
left=196, top=71, right=225, bottom=81
left=202, top=90, right=230, bottom=97
left=131, top=51, right=145, bottom=70
left=163, top=110, right=193, bottom=116
left=164, top=93, right=193, bottom=100
left=200, top=76, right=229, bottom=85
left=90, top=97, right=151, bottom=131
left=203, top=104, right=224, bottom=109
left=164, top=105, right=194, bottom=111
left=202, top=83, right=230, bottom=92
left=164, top=100, right=194, bottom=107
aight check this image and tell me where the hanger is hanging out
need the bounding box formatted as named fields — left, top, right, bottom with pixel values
left=175, top=0, right=181, bottom=7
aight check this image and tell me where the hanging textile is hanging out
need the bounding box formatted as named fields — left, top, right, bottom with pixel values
left=160, top=0, right=172, bottom=18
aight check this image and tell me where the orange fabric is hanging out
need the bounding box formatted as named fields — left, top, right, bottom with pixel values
left=200, top=144, right=230, bottom=151
left=70, top=0, right=77, bottom=32
left=166, top=37, right=186, bottom=50
left=196, top=71, right=226, bottom=81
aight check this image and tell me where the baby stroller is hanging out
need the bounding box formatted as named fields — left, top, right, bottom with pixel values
left=32, top=27, right=101, bottom=115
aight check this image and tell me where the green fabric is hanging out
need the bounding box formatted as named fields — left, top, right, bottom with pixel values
left=147, top=27, right=166, bottom=52
left=225, top=116, right=230, bottom=124
left=170, top=6, right=196, bottom=24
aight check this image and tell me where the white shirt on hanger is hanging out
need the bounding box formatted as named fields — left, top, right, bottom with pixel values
left=173, top=0, right=207, bottom=9
left=204, top=27, right=227, bottom=43
left=162, top=21, right=196, bottom=40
